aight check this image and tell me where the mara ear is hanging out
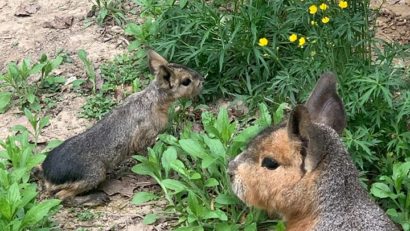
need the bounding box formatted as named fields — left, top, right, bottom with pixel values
left=156, top=64, right=175, bottom=89
left=305, top=72, right=346, bottom=134
left=148, top=50, right=169, bottom=75
left=287, top=105, right=328, bottom=172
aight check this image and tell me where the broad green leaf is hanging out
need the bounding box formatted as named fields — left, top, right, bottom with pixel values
left=257, top=103, right=272, bottom=127
left=202, top=209, right=228, bottom=221
left=143, top=213, right=157, bottom=225
left=273, top=103, right=288, bottom=125
left=201, top=156, right=217, bottom=169
left=179, top=139, right=208, bottom=159
left=170, top=159, right=188, bottom=176
left=175, top=227, right=204, bottom=231
left=7, top=183, right=21, bottom=214
left=203, top=136, right=225, bottom=158
left=215, top=194, right=238, bottom=205
left=370, top=182, right=395, bottom=199
left=21, top=199, right=60, bottom=228
left=204, top=178, right=219, bottom=187
left=0, top=197, right=13, bottom=220
left=132, top=192, right=158, bottom=205
left=215, top=223, right=237, bottom=230
left=159, top=134, right=178, bottom=146
left=244, top=223, right=257, bottom=231
left=188, top=191, right=201, bottom=216
left=161, top=179, right=187, bottom=193
left=18, top=184, right=37, bottom=209
left=180, top=0, right=188, bottom=8
left=161, top=147, right=177, bottom=173
left=131, top=164, right=155, bottom=177
left=0, top=92, right=12, bottom=113
left=189, top=172, right=201, bottom=180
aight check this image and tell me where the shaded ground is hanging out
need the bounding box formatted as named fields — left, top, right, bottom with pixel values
left=0, top=0, right=409, bottom=230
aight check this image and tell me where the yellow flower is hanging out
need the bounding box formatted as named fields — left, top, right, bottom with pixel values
left=289, top=34, right=298, bottom=42
left=339, top=1, right=348, bottom=9
left=258, top=37, right=269, bottom=47
left=309, top=5, right=318, bottom=14
left=311, top=20, right=318, bottom=26
left=298, top=37, right=306, bottom=47
left=321, top=16, right=330, bottom=24
left=319, top=3, right=328, bottom=11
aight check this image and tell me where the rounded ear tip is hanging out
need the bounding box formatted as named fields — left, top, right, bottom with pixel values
left=319, top=72, right=337, bottom=84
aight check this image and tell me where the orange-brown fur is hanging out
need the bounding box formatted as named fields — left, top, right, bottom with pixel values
left=234, top=128, right=319, bottom=229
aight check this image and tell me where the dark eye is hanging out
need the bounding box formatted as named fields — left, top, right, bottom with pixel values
left=261, top=157, right=279, bottom=170
left=181, top=78, right=191, bottom=86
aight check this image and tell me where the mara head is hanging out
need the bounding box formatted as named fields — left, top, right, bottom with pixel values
left=148, top=50, right=203, bottom=99
left=228, top=73, right=346, bottom=218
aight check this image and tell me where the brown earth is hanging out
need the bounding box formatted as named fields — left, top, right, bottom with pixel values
left=0, top=0, right=170, bottom=230
left=0, top=0, right=409, bottom=230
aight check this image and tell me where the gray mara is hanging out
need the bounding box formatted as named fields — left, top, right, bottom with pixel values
left=39, top=50, right=203, bottom=206
left=228, top=73, right=398, bottom=231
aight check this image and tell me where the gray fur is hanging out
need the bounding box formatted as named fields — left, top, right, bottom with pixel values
left=41, top=50, right=203, bottom=205
left=313, top=124, right=398, bottom=231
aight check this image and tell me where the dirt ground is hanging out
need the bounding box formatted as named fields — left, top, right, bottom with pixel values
left=0, top=0, right=409, bottom=230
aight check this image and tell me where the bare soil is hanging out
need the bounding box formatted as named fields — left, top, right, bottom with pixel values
left=0, top=0, right=169, bottom=230
left=0, top=0, right=409, bottom=230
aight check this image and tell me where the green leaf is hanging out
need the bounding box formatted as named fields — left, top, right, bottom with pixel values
left=257, top=103, right=271, bottom=127
left=180, top=0, right=188, bottom=8
left=161, top=179, right=187, bottom=193
left=204, top=178, right=219, bottom=187
left=215, top=194, right=238, bottom=205
left=170, top=159, right=188, bottom=176
left=188, top=191, right=201, bottom=216
left=273, top=103, right=288, bottom=125
left=179, top=139, right=208, bottom=159
left=370, top=182, right=395, bottom=199
left=201, top=156, right=217, bottom=169
left=143, top=213, right=157, bottom=225
left=27, top=93, right=36, bottom=104
left=203, top=136, right=225, bottom=158
left=175, top=227, right=204, bottom=231
left=0, top=92, right=12, bottom=113
left=244, top=223, right=257, bottom=231
left=0, top=197, right=13, bottom=221
left=202, top=209, right=228, bottom=221
left=132, top=192, right=158, bottom=205
left=161, top=147, right=177, bottom=173
left=131, top=164, right=155, bottom=177
left=21, top=199, right=60, bottom=228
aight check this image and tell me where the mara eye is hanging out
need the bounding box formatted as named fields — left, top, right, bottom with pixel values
left=181, top=78, right=191, bottom=86
left=261, top=157, right=279, bottom=170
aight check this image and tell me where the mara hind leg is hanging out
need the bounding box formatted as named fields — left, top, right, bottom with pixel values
left=51, top=162, right=109, bottom=207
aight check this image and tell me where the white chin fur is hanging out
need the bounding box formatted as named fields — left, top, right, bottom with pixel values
left=232, top=178, right=246, bottom=202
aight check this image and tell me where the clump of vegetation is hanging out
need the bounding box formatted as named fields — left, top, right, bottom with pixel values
left=79, top=52, right=149, bottom=119
left=0, top=109, right=61, bottom=231
left=0, top=55, right=64, bottom=113
left=133, top=104, right=286, bottom=230
left=90, top=0, right=127, bottom=26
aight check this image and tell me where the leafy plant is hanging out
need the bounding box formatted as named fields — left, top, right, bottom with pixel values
left=78, top=49, right=97, bottom=95
left=80, top=94, right=117, bottom=120
left=91, top=0, right=127, bottom=26
left=132, top=104, right=286, bottom=229
left=371, top=160, right=410, bottom=230
left=0, top=112, right=60, bottom=230
left=0, top=55, right=63, bottom=112
left=80, top=52, right=150, bottom=119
